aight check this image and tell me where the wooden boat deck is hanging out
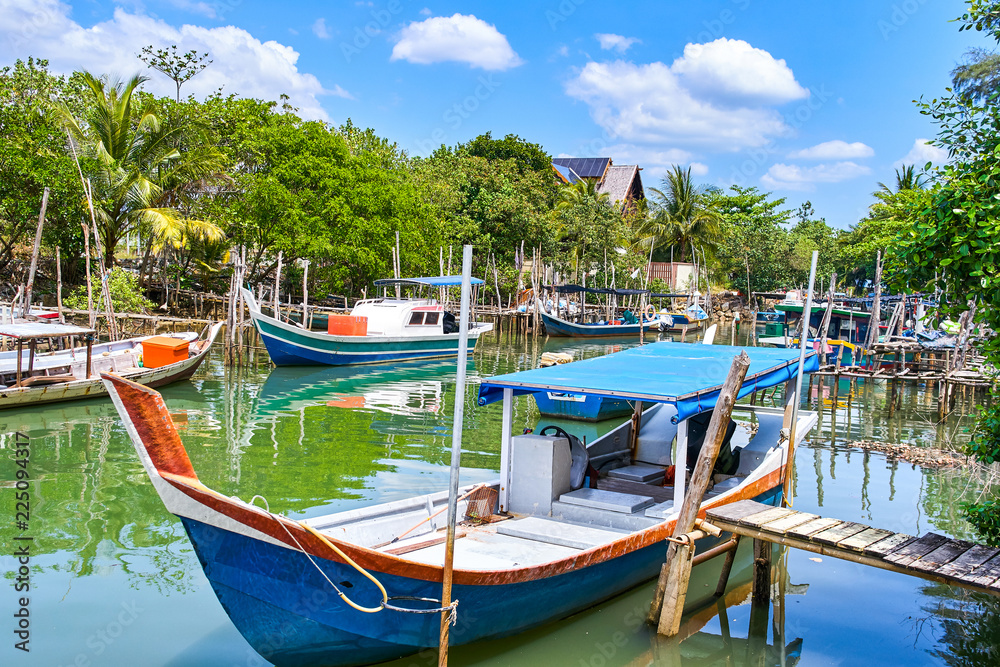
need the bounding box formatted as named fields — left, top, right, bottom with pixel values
left=707, top=499, right=1000, bottom=595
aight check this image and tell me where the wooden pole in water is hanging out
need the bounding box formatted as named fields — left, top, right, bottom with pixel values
left=301, top=259, right=310, bottom=329
left=21, top=187, right=49, bottom=319
left=439, top=245, right=474, bottom=666
left=81, top=224, right=95, bottom=329
left=783, top=250, right=818, bottom=507
left=273, top=251, right=283, bottom=318
left=650, top=351, right=751, bottom=636
left=55, top=246, right=64, bottom=323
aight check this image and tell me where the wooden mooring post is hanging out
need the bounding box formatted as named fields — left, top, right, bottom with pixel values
left=649, top=351, right=751, bottom=636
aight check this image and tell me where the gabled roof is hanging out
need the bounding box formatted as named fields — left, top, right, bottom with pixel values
left=552, top=157, right=611, bottom=180
left=597, top=164, right=642, bottom=206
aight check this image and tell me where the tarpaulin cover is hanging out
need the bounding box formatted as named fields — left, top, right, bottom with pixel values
left=477, top=341, right=819, bottom=422
left=373, top=275, right=485, bottom=288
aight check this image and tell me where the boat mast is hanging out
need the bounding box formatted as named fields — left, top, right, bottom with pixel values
left=783, top=250, right=818, bottom=506
left=439, top=245, right=473, bottom=665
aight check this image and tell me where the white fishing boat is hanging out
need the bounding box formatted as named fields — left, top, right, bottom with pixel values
left=0, top=321, right=223, bottom=410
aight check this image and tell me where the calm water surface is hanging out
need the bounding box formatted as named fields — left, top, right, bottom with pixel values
left=1, top=328, right=997, bottom=666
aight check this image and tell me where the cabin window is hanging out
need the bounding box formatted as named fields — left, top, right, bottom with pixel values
left=424, top=312, right=440, bottom=325
left=408, top=312, right=424, bottom=325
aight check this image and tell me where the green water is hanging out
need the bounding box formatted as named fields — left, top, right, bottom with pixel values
left=1, top=329, right=997, bottom=666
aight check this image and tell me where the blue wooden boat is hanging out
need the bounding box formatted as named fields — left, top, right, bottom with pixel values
left=244, top=277, right=493, bottom=366
left=102, top=342, right=818, bottom=667
left=533, top=391, right=636, bottom=421
left=540, top=310, right=658, bottom=337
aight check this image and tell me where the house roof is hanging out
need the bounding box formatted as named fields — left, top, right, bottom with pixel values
left=597, top=164, right=642, bottom=206
left=551, top=163, right=582, bottom=184
left=551, top=157, right=611, bottom=180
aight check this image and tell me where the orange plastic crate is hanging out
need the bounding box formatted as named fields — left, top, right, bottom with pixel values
left=142, top=336, right=190, bottom=368
left=327, top=314, right=368, bottom=336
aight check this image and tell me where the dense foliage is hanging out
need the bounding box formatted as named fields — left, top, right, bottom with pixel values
left=890, top=0, right=1000, bottom=544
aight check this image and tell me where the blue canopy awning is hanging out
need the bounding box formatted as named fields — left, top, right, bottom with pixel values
left=373, top=275, right=486, bottom=288
left=477, top=342, right=819, bottom=422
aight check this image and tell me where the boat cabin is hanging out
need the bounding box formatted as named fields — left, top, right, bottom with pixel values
left=350, top=275, right=487, bottom=336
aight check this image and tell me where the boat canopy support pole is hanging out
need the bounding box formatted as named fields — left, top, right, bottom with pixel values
left=15, top=339, right=22, bottom=386
left=672, top=420, right=688, bottom=510
left=498, top=387, right=513, bottom=513
left=651, top=351, right=751, bottom=637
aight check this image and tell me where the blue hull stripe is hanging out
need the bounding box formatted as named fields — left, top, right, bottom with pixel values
left=182, top=486, right=782, bottom=667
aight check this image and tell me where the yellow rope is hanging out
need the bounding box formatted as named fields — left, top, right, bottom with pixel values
left=250, top=495, right=388, bottom=614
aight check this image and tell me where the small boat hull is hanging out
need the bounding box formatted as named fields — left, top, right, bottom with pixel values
left=252, top=313, right=491, bottom=366
left=180, top=486, right=781, bottom=667
left=533, top=392, right=636, bottom=421
left=0, top=323, right=222, bottom=410
left=540, top=312, right=657, bottom=338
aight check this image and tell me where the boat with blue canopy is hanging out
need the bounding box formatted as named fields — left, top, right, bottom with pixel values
left=102, top=341, right=818, bottom=667
left=243, top=276, right=494, bottom=366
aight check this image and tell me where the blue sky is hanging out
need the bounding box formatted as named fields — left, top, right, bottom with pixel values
left=1, top=0, right=991, bottom=228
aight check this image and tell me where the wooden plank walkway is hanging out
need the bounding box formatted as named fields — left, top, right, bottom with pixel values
left=706, top=499, right=1000, bottom=596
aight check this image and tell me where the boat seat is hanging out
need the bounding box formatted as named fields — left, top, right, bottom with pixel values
left=112, top=353, right=137, bottom=372
left=735, top=412, right=785, bottom=477
left=634, top=403, right=677, bottom=466
left=402, top=532, right=579, bottom=570
left=496, top=516, right=627, bottom=550
left=557, top=488, right=654, bottom=514
left=607, top=464, right=665, bottom=484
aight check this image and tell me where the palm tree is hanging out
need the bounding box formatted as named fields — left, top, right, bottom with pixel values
left=638, top=165, right=721, bottom=262
left=553, top=180, right=612, bottom=281
left=876, top=165, right=925, bottom=194
left=57, top=72, right=224, bottom=267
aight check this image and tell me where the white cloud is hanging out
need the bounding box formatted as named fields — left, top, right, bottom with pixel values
left=0, top=0, right=347, bottom=120
left=312, top=18, right=330, bottom=39
left=391, top=14, right=523, bottom=70
left=895, top=138, right=948, bottom=168
left=689, top=162, right=709, bottom=176
left=789, top=140, right=874, bottom=160
left=566, top=59, right=791, bottom=151
left=565, top=39, right=808, bottom=153
left=761, top=161, right=871, bottom=191
left=671, top=39, right=809, bottom=106
left=595, top=33, right=640, bottom=53
left=419, top=7, right=431, bottom=16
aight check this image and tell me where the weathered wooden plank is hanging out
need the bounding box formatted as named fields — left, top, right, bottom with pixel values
left=759, top=512, right=819, bottom=534
left=811, top=522, right=869, bottom=547
left=939, top=545, right=1000, bottom=580
left=739, top=507, right=796, bottom=529
left=865, top=533, right=915, bottom=558
left=884, top=533, right=949, bottom=567
left=707, top=500, right=771, bottom=523
left=964, top=554, right=1000, bottom=588
left=839, top=527, right=897, bottom=552
left=910, top=539, right=975, bottom=573
left=787, top=517, right=842, bottom=539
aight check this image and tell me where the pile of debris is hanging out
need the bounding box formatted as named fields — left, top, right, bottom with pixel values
left=849, top=439, right=969, bottom=469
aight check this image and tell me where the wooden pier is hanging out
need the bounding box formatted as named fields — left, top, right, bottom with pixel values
left=706, top=499, right=1000, bottom=597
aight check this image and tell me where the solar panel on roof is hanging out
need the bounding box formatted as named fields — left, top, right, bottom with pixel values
left=552, top=157, right=611, bottom=179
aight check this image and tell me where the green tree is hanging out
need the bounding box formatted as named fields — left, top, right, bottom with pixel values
left=877, top=165, right=926, bottom=193
left=710, top=185, right=793, bottom=294
left=57, top=72, right=224, bottom=267
left=451, top=131, right=552, bottom=176
left=138, top=45, right=212, bottom=102
left=892, top=0, right=1000, bottom=544
left=951, top=47, right=1000, bottom=103
left=640, top=165, right=722, bottom=262
left=0, top=59, right=88, bottom=278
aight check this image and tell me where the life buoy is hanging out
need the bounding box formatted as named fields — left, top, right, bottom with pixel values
left=644, top=304, right=656, bottom=320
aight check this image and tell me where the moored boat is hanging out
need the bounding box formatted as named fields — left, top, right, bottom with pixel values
left=539, top=310, right=659, bottom=337
left=103, top=341, right=818, bottom=667
left=0, top=321, right=222, bottom=410
left=243, top=276, right=494, bottom=366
